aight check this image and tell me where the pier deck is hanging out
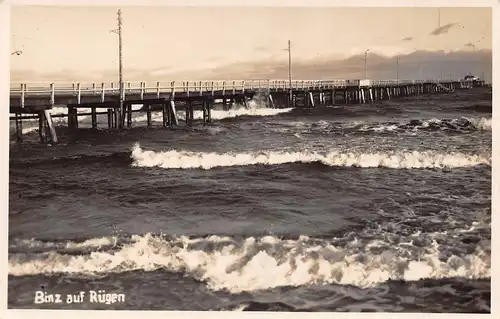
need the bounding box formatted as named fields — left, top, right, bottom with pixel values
left=9, top=78, right=483, bottom=143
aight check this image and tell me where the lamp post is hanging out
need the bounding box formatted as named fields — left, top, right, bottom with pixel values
left=117, top=9, right=123, bottom=128
left=287, top=40, right=292, bottom=91
left=110, top=9, right=124, bottom=128
left=284, top=40, right=293, bottom=107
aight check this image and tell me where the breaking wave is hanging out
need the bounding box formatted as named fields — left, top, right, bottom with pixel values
left=8, top=231, right=490, bottom=294
left=130, top=144, right=490, bottom=170
left=267, top=117, right=492, bottom=135
left=178, top=107, right=294, bottom=121
left=377, top=117, right=493, bottom=132
left=357, top=117, right=492, bottom=133
left=468, top=117, right=492, bottom=131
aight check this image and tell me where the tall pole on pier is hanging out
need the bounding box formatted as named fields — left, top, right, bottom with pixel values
left=287, top=40, right=292, bottom=107
left=288, top=40, right=292, bottom=90
left=117, top=9, right=124, bottom=128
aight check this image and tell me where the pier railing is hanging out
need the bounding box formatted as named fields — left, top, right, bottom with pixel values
left=10, top=80, right=344, bottom=96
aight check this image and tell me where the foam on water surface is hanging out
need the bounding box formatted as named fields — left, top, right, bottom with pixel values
left=130, top=143, right=491, bottom=170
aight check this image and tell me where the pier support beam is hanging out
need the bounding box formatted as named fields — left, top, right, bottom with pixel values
left=162, top=102, right=169, bottom=127
left=146, top=104, right=152, bottom=127
left=15, top=113, right=23, bottom=142
left=114, top=107, right=119, bottom=129
left=208, top=100, right=212, bottom=123
left=170, top=100, right=178, bottom=126
left=201, top=100, right=212, bottom=124
left=38, top=111, right=46, bottom=143
left=44, top=110, right=58, bottom=143
left=287, top=90, right=293, bottom=108
left=202, top=101, right=208, bottom=125
left=107, top=109, right=113, bottom=129
left=126, top=104, right=132, bottom=128
left=268, top=94, right=275, bottom=108
left=185, top=101, right=193, bottom=127
left=68, top=106, right=79, bottom=132
left=308, top=92, right=315, bottom=108
left=92, top=107, right=98, bottom=129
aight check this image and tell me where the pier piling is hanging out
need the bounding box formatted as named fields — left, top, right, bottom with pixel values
left=92, top=107, right=98, bottom=129
left=107, top=109, right=113, bottom=129
left=146, top=104, right=152, bottom=127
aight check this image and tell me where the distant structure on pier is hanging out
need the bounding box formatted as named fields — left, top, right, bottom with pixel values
left=462, top=74, right=486, bottom=87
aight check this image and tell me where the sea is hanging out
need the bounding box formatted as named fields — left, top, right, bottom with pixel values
left=8, top=87, right=492, bottom=312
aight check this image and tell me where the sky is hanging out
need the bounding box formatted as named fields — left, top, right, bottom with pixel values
left=9, top=6, right=492, bottom=82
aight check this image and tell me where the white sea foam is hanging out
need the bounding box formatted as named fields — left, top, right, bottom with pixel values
left=8, top=233, right=490, bottom=293
left=366, top=124, right=399, bottom=132
left=130, top=144, right=491, bottom=170
left=468, top=117, right=492, bottom=130
left=268, top=117, right=492, bottom=135
left=416, top=117, right=492, bottom=131
left=10, top=236, right=118, bottom=249
left=134, top=107, right=293, bottom=123
left=194, top=107, right=292, bottom=120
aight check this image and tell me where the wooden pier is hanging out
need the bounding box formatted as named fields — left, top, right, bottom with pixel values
left=9, top=78, right=477, bottom=143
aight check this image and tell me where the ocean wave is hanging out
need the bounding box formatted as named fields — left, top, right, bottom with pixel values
left=9, top=237, right=118, bottom=250
left=468, top=117, right=491, bottom=131
left=398, top=117, right=491, bottom=132
left=11, top=108, right=489, bottom=137
left=130, top=144, right=491, bottom=170
left=179, top=107, right=293, bottom=121
left=268, top=117, right=492, bottom=135
left=361, top=117, right=492, bottom=133
left=8, top=232, right=490, bottom=293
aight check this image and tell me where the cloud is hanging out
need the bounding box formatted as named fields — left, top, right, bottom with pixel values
left=402, top=37, right=413, bottom=41
left=254, top=46, right=269, bottom=53
left=205, top=56, right=223, bottom=62
left=10, top=69, right=37, bottom=82
left=429, top=23, right=458, bottom=36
